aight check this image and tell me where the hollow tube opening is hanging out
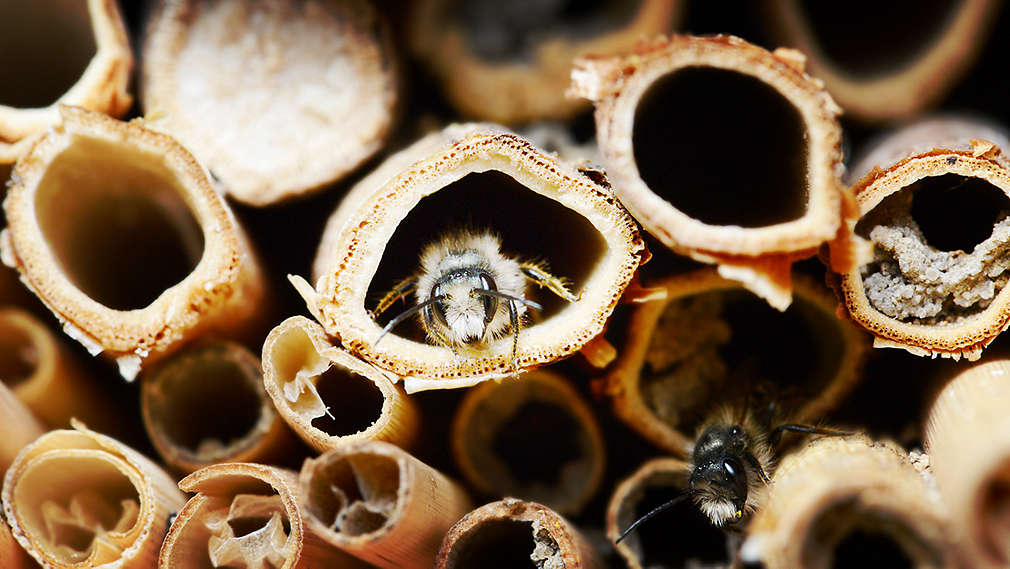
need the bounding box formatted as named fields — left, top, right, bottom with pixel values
left=0, top=0, right=96, bottom=108
left=366, top=170, right=605, bottom=343
left=34, top=136, right=205, bottom=310
left=0, top=319, right=38, bottom=388
left=632, top=67, right=809, bottom=228
left=490, top=400, right=584, bottom=488
left=979, top=460, right=1010, bottom=565
left=803, top=499, right=936, bottom=569
left=444, top=519, right=540, bottom=569
left=308, top=367, right=385, bottom=437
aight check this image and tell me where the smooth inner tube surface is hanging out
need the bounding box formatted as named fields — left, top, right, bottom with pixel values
left=799, top=0, right=962, bottom=78
left=0, top=0, right=96, bottom=107
left=633, top=67, right=809, bottom=228
left=444, top=519, right=538, bottom=569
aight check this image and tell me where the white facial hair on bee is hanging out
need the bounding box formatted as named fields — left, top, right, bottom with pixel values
left=416, top=231, right=528, bottom=346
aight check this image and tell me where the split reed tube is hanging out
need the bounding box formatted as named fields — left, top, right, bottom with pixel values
left=572, top=34, right=847, bottom=310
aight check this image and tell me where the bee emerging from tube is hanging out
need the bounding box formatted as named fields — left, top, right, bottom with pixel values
left=372, top=229, right=580, bottom=368
left=617, top=404, right=853, bottom=541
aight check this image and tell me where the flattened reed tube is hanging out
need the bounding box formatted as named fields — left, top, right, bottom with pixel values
left=0, top=0, right=132, bottom=163
left=0, top=382, right=44, bottom=475
left=261, top=316, right=419, bottom=453
left=597, top=269, right=867, bottom=456
left=141, top=342, right=294, bottom=474
left=160, top=463, right=371, bottom=569
left=299, top=440, right=473, bottom=569
left=743, top=436, right=953, bottom=569
left=607, top=458, right=734, bottom=569
left=408, top=0, right=681, bottom=124
left=925, top=359, right=1010, bottom=569
left=142, top=0, right=398, bottom=206
left=1, top=106, right=267, bottom=380
left=451, top=369, right=605, bottom=515
left=302, top=124, right=645, bottom=391
left=834, top=117, right=1010, bottom=361
left=766, top=0, right=998, bottom=122
left=1, top=422, right=187, bottom=569
left=0, top=308, right=119, bottom=433
left=435, top=499, right=604, bottom=569
left=572, top=35, right=847, bottom=310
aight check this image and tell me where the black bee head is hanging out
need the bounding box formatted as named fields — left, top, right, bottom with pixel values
left=428, top=268, right=499, bottom=344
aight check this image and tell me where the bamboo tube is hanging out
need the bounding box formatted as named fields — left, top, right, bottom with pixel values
left=451, top=369, right=605, bottom=515
left=0, top=0, right=132, bottom=164
left=0, top=382, right=44, bottom=475
left=607, top=457, right=736, bottom=569
left=925, top=359, right=1010, bottom=569
left=435, top=499, right=604, bottom=569
left=0, top=308, right=119, bottom=433
left=298, top=440, right=473, bottom=569
left=160, top=462, right=371, bottom=569
left=141, top=0, right=398, bottom=206
left=1, top=422, right=187, bottom=569
left=571, top=35, right=847, bottom=310
left=1, top=518, right=35, bottom=569
left=140, top=342, right=295, bottom=474
left=408, top=0, right=681, bottom=124
left=766, top=0, right=999, bottom=123
left=297, top=123, right=646, bottom=392
left=596, top=269, right=868, bottom=456
left=1, top=106, right=267, bottom=380
left=833, top=117, right=1010, bottom=361
left=261, top=316, right=419, bottom=453
left=742, top=436, right=953, bottom=569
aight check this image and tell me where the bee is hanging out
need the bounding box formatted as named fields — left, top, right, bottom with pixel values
left=371, top=229, right=580, bottom=368
left=617, top=404, right=852, bottom=541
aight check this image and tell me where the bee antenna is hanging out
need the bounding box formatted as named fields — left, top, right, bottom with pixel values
left=375, top=296, right=446, bottom=345
left=471, top=288, right=543, bottom=310
left=615, top=491, right=695, bottom=544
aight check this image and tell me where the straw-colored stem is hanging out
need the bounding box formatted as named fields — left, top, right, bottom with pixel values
left=140, top=341, right=296, bottom=474
left=261, top=316, right=419, bottom=453
left=834, top=116, right=1010, bottom=361
left=0, top=0, right=132, bottom=163
left=1, top=106, right=267, bottom=380
left=0, top=382, right=44, bottom=475
left=435, top=499, right=604, bottom=569
left=0, top=308, right=120, bottom=433
left=160, top=462, right=371, bottom=569
left=299, top=440, right=473, bottom=569
left=743, top=436, right=953, bottom=569
left=571, top=34, right=847, bottom=310
left=142, top=0, right=398, bottom=206
left=766, top=0, right=999, bottom=122
left=925, top=359, right=1010, bottom=569
left=451, top=369, right=606, bottom=515
left=1, top=421, right=187, bottom=569
left=1, top=519, right=35, bottom=569
left=597, top=269, right=868, bottom=456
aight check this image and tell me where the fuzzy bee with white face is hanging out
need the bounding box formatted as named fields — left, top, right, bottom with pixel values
left=373, top=229, right=579, bottom=366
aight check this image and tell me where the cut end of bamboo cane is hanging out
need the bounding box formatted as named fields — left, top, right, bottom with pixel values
left=261, top=316, right=418, bottom=453
left=409, top=0, right=681, bottom=124
left=307, top=124, right=646, bottom=390
left=142, top=0, right=398, bottom=205
left=836, top=118, right=1010, bottom=360
left=2, top=106, right=265, bottom=377
left=573, top=34, right=847, bottom=309
left=0, top=0, right=132, bottom=164
left=141, top=342, right=289, bottom=473
left=601, top=269, right=867, bottom=456
left=452, top=369, right=605, bottom=515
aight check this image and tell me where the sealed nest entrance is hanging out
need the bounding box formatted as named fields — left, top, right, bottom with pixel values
left=0, top=320, right=37, bottom=387
left=980, top=459, right=1010, bottom=565
left=0, top=0, right=96, bottom=108
left=309, top=366, right=385, bottom=437
left=641, top=290, right=844, bottom=432
left=632, top=67, right=809, bottom=228
left=147, top=351, right=263, bottom=459
left=197, top=483, right=291, bottom=569
left=856, top=174, right=1010, bottom=325
left=443, top=519, right=545, bottom=569
left=33, top=136, right=205, bottom=310
left=799, top=0, right=961, bottom=79
left=622, top=477, right=728, bottom=568
left=302, top=453, right=400, bottom=537
left=453, top=0, right=641, bottom=62
left=367, top=170, right=605, bottom=342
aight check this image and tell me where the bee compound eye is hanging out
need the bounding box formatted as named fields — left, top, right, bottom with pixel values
left=723, top=460, right=736, bottom=476
left=730, top=425, right=743, bottom=437
left=478, top=273, right=498, bottom=324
